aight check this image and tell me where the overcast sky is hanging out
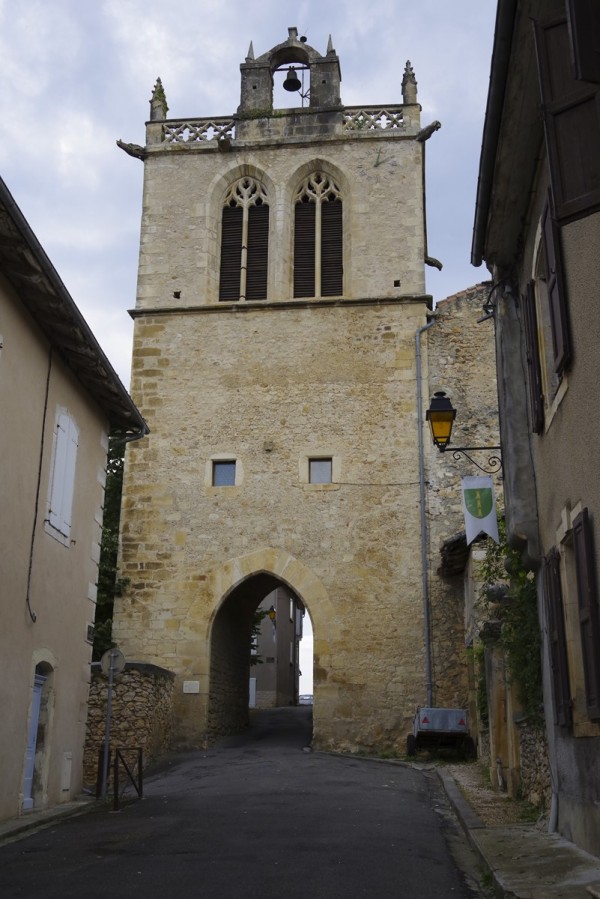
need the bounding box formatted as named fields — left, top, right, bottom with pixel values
left=0, top=1, right=497, bottom=387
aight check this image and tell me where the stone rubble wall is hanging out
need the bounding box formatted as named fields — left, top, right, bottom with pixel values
left=516, top=719, right=552, bottom=811
left=426, top=283, right=499, bottom=710
left=206, top=601, right=253, bottom=739
left=83, top=662, right=175, bottom=787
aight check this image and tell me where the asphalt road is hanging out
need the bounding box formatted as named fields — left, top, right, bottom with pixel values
left=0, top=707, right=487, bottom=898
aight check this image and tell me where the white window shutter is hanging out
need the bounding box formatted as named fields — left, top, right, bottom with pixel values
left=48, top=412, right=78, bottom=539
left=62, top=417, right=78, bottom=533
left=49, top=414, right=68, bottom=532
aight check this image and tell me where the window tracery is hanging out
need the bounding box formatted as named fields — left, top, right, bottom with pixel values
left=293, top=173, right=343, bottom=298
left=219, top=177, right=269, bottom=302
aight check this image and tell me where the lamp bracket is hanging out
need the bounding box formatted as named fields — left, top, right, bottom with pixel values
left=441, top=445, right=502, bottom=475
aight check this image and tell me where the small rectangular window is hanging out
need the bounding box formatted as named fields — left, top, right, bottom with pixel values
left=213, top=461, right=236, bottom=486
left=309, top=458, right=332, bottom=484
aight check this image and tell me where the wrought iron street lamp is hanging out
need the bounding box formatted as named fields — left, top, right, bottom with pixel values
left=426, top=391, right=502, bottom=474
left=425, top=391, right=456, bottom=450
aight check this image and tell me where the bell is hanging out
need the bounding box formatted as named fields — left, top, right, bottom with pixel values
left=283, top=67, right=302, bottom=92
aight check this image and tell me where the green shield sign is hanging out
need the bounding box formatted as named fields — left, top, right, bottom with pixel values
left=464, top=488, right=493, bottom=520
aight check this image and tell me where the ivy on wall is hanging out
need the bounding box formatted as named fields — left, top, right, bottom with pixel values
left=93, top=436, right=128, bottom=661
left=480, top=519, right=543, bottom=724
left=467, top=643, right=489, bottom=728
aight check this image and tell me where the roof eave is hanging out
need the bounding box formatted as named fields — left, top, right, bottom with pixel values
left=471, top=0, right=519, bottom=268
left=0, top=176, right=147, bottom=437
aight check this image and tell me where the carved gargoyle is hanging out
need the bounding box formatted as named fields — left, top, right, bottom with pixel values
left=116, top=139, right=146, bottom=160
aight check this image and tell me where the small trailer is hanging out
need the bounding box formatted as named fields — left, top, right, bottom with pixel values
left=407, top=707, right=475, bottom=758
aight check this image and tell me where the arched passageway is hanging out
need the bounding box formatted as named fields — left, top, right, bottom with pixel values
left=207, top=573, right=308, bottom=739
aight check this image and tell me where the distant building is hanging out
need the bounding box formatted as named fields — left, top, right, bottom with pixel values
left=250, top=588, right=304, bottom=709
left=0, top=176, right=146, bottom=822
left=472, top=0, right=600, bottom=855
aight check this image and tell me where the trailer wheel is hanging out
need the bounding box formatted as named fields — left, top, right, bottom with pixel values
left=406, top=734, right=417, bottom=757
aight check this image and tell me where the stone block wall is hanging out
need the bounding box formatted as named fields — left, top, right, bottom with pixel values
left=116, top=298, right=431, bottom=752
left=111, top=66, right=480, bottom=754
left=83, top=662, right=175, bottom=786
left=134, top=135, right=426, bottom=311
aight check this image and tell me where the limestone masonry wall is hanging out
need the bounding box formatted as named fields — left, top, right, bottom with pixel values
left=115, top=298, right=429, bottom=752
left=134, top=138, right=426, bottom=309
left=111, top=50, right=478, bottom=753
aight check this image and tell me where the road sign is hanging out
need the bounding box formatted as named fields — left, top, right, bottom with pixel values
left=100, top=647, right=125, bottom=676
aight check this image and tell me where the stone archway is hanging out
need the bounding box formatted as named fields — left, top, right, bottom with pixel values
left=186, top=548, right=335, bottom=745
left=207, top=571, right=289, bottom=738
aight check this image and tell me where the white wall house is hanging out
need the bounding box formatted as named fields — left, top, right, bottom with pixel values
left=0, top=175, right=146, bottom=822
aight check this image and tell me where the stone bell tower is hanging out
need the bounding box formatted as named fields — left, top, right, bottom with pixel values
left=114, top=28, right=438, bottom=752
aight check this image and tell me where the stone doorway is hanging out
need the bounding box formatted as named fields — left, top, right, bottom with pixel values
left=22, top=661, right=54, bottom=811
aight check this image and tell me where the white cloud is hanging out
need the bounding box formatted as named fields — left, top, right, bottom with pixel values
left=1, top=0, right=499, bottom=381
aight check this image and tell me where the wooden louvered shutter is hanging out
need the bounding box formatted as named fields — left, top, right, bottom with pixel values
left=294, top=202, right=316, bottom=298
left=321, top=200, right=343, bottom=297
left=573, top=508, right=600, bottom=720
left=534, top=14, right=600, bottom=223
left=246, top=205, right=269, bottom=301
left=219, top=206, right=243, bottom=301
left=541, top=194, right=571, bottom=374
left=567, top=0, right=600, bottom=84
left=544, top=548, right=572, bottom=727
left=522, top=281, right=545, bottom=434
left=49, top=412, right=78, bottom=540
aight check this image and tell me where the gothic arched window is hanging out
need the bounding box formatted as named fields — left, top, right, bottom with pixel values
left=219, top=177, right=269, bottom=301
left=294, top=173, right=343, bottom=298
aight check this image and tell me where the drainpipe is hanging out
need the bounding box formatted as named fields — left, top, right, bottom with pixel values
left=416, top=314, right=437, bottom=707
left=25, top=345, right=54, bottom=623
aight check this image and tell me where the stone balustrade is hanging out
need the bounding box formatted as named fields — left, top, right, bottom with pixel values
left=342, top=107, right=405, bottom=131
left=162, top=118, right=236, bottom=143
left=155, top=105, right=406, bottom=146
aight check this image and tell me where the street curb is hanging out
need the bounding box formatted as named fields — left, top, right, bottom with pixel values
left=0, top=798, right=97, bottom=846
left=436, top=768, right=507, bottom=897
left=437, top=768, right=485, bottom=834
